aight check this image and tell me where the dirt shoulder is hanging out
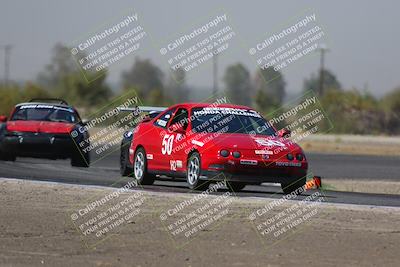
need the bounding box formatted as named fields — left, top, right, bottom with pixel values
left=299, top=134, right=400, bottom=156
left=322, top=179, right=400, bottom=195
left=0, top=178, right=399, bottom=267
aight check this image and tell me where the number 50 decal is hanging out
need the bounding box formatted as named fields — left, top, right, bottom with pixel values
left=162, top=134, right=175, bottom=155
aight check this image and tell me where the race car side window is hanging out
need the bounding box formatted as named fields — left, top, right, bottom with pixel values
left=169, top=108, right=189, bottom=130
left=154, top=108, right=176, bottom=129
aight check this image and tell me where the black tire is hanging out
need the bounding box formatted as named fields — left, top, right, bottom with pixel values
left=120, top=144, right=133, bottom=176
left=186, top=152, right=209, bottom=191
left=133, top=147, right=155, bottom=185
left=281, top=177, right=306, bottom=195
left=71, top=150, right=90, bottom=167
left=0, top=151, right=16, bottom=162
left=227, top=182, right=246, bottom=192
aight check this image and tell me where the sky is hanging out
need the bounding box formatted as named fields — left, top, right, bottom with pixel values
left=0, top=0, right=399, bottom=98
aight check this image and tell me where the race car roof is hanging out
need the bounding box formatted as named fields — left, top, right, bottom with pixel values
left=118, top=103, right=253, bottom=113
left=170, top=102, right=253, bottom=110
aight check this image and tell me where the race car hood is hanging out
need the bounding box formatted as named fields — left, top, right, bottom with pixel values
left=201, top=133, right=300, bottom=153
left=6, top=121, right=75, bottom=134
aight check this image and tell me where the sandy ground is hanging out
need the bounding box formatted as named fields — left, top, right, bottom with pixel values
left=0, top=178, right=399, bottom=267
left=299, top=134, right=400, bottom=156
left=323, top=179, right=400, bottom=195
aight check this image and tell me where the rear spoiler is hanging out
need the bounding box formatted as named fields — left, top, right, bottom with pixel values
left=117, top=106, right=167, bottom=113
left=118, top=106, right=167, bottom=121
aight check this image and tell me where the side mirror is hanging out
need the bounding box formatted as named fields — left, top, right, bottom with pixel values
left=0, top=115, right=7, bottom=122
left=278, top=128, right=291, bottom=138
left=170, top=123, right=186, bottom=134
left=141, top=115, right=152, bottom=122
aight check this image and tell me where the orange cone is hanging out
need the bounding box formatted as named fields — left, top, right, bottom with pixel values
left=304, top=176, right=322, bottom=190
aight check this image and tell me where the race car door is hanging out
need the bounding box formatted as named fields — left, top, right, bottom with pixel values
left=146, top=107, right=176, bottom=171
left=164, top=107, right=190, bottom=174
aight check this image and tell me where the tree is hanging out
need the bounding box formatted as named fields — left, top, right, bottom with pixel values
left=37, top=43, right=77, bottom=89
left=320, top=88, right=383, bottom=134
left=37, top=43, right=112, bottom=109
left=121, top=58, right=164, bottom=103
left=0, top=84, right=21, bottom=116
left=0, top=83, right=51, bottom=116
left=303, top=69, right=341, bottom=95
left=21, top=82, right=51, bottom=101
left=254, top=67, right=286, bottom=112
left=223, top=63, right=252, bottom=106
left=381, top=87, right=400, bottom=134
left=56, top=72, right=112, bottom=107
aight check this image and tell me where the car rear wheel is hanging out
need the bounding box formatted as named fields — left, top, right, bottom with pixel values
left=227, top=182, right=246, bottom=192
left=187, top=152, right=209, bottom=190
left=120, top=144, right=133, bottom=176
left=281, top=177, right=306, bottom=195
left=71, top=150, right=90, bottom=167
left=0, top=152, right=16, bottom=162
left=134, top=147, right=155, bottom=185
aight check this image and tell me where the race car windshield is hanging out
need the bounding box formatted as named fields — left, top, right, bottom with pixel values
left=11, top=105, right=78, bottom=123
left=191, top=107, right=276, bottom=136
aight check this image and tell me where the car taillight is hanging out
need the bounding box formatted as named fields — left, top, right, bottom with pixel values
left=232, top=151, right=241, bottom=158
left=220, top=149, right=229, bottom=157
left=296, top=153, right=304, bottom=161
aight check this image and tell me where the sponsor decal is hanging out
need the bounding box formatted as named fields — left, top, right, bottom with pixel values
left=170, top=160, right=181, bottom=171
left=262, top=154, right=270, bottom=160
left=255, top=149, right=274, bottom=155
left=19, top=104, right=74, bottom=113
left=129, top=148, right=134, bottom=155
left=193, top=107, right=262, bottom=118
left=157, top=119, right=167, bottom=127
left=176, top=133, right=184, bottom=141
left=176, top=160, right=183, bottom=168
left=191, top=140, right=205, bottom=147
left=146, top=154, right=153, bottom=160
left=275, top=162, right=301, bottom=167
left=162, top=134, right=175, bottom=155
left=254, top=138, right=286, bottom=148
left=240, top=159, right=258, bottom=165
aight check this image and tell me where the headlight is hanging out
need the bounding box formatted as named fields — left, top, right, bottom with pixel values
left=220, top=149, right=229, bottom=157
left=124, top=131, right=133, bottom=138
left=286, top=153, right=294, bottom=161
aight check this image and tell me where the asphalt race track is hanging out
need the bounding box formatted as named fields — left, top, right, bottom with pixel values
left=0, top=151, right=399, bottom=207
left=308, top=153, right=400, bottom=181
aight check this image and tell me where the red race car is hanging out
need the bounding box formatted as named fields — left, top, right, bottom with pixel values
left=0, top=98, right=90, bottom=167
left=120, top=103, right=308, bottom=193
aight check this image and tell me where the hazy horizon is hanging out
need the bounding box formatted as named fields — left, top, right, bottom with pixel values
left=1, top=0, right=399, bottom=97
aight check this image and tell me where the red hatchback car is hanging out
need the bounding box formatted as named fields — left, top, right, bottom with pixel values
left=120, top=103, right=308, bottom=193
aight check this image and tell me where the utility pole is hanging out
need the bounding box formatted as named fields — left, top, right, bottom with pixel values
left=213, top=52, right=218, bottom=95
left=1, top=44, right=13, bottom=86
left=317, top=45, right=329, bottom=96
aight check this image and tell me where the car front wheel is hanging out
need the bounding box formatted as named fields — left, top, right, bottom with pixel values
left=186, top=152, right=209, bottom=190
